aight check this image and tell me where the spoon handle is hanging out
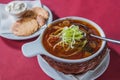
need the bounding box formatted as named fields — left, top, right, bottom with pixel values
left=91, top=34, right=120, bottom=44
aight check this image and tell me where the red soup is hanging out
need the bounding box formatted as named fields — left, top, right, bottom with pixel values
left=42, top=19, right=102, bottom=59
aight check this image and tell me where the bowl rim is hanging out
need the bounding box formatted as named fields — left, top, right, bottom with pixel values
left=40, top=16, right=107, bottom=63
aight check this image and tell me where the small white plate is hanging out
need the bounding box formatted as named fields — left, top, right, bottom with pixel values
left=37, top=49, right=110, bottom=80
left=0, top=1, right=53, bottom=40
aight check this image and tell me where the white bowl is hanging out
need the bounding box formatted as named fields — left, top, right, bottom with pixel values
left=22, top=16, right=107, bottom=74
left=5, top=1, right=27, bottom=18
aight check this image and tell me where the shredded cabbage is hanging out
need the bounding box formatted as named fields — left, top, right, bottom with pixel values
left=60, top=25, right=85, bottom=48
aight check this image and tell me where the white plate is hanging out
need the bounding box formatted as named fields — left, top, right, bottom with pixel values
left=37, top=49, right=110, bottom=80
left=0, top=1, right=53, bottom=40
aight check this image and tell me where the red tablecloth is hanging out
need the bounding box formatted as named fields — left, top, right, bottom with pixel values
left=0, top=0, right=120, bottom=80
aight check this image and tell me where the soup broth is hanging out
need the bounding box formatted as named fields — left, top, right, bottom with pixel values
left=42, top=19, right=102, bottom=59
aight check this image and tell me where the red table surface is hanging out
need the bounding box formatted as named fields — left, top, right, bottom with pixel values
left=0, top=0, right=120, bottom=80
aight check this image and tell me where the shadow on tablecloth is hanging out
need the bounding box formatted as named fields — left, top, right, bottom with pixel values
left=0, top=36, right=37, bottom=50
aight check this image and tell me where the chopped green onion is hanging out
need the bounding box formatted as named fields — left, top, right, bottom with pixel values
left=60, top=25, right=86, bottom=48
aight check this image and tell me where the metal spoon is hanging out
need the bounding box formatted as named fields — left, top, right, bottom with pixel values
left=76, top=23, right=120, bottom=44
left=90, top=34, right=120, bottom=44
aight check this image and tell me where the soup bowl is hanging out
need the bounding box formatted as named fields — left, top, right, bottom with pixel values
left=22, top=16, right=107, bottom=74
